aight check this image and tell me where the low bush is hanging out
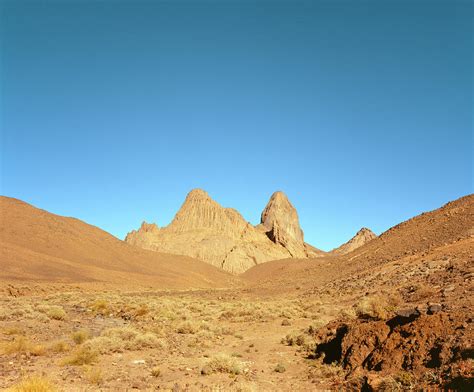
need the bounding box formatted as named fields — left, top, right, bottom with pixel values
left=201, top=353, right=243, bottom=375
left=71, top=329, right=90, bottom=344
left=1, top=337, right=46, bottom=356
left=62, top=346, right=98, bottom=366
left=8, top=375, right=56, bottom=392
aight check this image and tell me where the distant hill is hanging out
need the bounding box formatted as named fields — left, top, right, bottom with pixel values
left=0, top=196, right=234, bottom=288
left=331, top=227, right=377, bottom=255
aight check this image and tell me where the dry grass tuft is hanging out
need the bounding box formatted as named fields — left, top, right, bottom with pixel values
left=176, top=321, right=198, bottom=334
left=62, top=346, right=98, bottom=366
left=46, top=306, right=67, bottom=321
left=201, top=353, right=243, bottom=375
left=355, top=296, right=390, bottom=320
left=83, top=365, right=103, bottom=385
left=49, top=340, right=70, bottom=353
left=274, top=363, right=286, bottom=373
left=3, top=327, right=24, bottom=336
left=90, top=299, right=109, bottom=315
left=71, top=329, right=90, bottom=344
left=1, top=337, right=46, bottom=356
left=83, top=327, right=166, bottom=354
left=7, top=375, right=56, bottom=392
left=151, top=366, right=161, bottom=377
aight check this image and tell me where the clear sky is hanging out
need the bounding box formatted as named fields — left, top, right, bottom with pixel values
left=0, top=0, right=472, bottom=251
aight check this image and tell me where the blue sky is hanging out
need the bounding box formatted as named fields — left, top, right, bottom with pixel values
left=1, top=0, right=472, bottom=251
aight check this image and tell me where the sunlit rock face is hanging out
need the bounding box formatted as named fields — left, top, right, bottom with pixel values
left=125, top=189, right=324, bottom=274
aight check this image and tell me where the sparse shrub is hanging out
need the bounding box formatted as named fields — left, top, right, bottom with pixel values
left=355, top=296, right=390, bottom=320
left=2, top=337, right=46, bottom=356
left=62, top=346, right=98, bottom=366
left=83, top=365, right=103, bottom=385
left=395, top=371, right=415, bottom=388
left=102, top=326, right=137, bottom=341
left=339, top=307, right=357, bottom=320
left=319, top=362, right=344, bottom=379
left=83, top=327, right=165, bottom=353
left=151, top=366, right=161, bottom=377
left=133, top=304, right=149, bottom=317
left=213, top=325, right=234, bottom=336
left=0, top=308, right=10, bottom=321
left=72, top=329, right=90, bottom=344
left=281, top=333, right=306, bottom=347
left=8, top=375, right=56, bottom=392
left=377, top=376, right=403, bottom=392
left=50, top=340, right=70, bottom=353
left=274, top=363, right=286, bottom=373
left=132, top=332, right=165, bottom=349
left=306, top=322, right=326, bottom=335
left=177, top=321, right=198, bottom=334
left=201, top=353, right=243, bottom=375
left=90, top=299, right=109, bottom=315
left=46, top=306, right=66, bottom=321
left=3, top=327, right=24, bottom=336
left=83, top=336, right=121, bottom=354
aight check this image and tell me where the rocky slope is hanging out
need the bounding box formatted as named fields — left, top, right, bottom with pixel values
left=331, top=227, right=377, bottom=255
left=126, top=189, right=323, bottom=274
left=242, top=194, right=473, bottom=291
left=241, top=194, right=473, bottom=389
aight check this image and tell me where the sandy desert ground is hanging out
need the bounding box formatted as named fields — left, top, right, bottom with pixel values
left=0, top=194, right=472, bottom=391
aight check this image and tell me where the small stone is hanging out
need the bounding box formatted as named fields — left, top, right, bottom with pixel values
left=396, top=308, right=420, bottom=318
left=427, top=304, right=442, bottom=315
left=201, top=365, right=212, bottom=375
left=132, top=359, right=146, bottom=365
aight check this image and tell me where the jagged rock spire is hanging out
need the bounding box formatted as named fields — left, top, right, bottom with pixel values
left=260, top=191, right=306, bottom=257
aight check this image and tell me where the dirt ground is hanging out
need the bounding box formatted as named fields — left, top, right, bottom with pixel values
left=0, top=287, right=346, bottom=391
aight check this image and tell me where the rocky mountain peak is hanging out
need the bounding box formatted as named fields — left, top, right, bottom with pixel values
left=260, top=191, right=306, bottom=257
left=354, top=227, right=376, bottom=240
left=332, top=227, right=377, bottom=255
left=184, top=188, right=211, bottom=202
left=139, top=221, right=160, bottom=233
left=168, top=189, right=247, bottom=236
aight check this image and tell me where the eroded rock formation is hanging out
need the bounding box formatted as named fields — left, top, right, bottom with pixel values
left=125, top=189, right=323, bottom=273
left=260, top=191, right=306, bottom=257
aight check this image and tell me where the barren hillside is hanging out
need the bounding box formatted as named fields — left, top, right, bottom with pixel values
left=0, top=197, right=235, bottom=289
left=243, top=194, right=473, bottom=291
